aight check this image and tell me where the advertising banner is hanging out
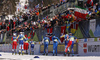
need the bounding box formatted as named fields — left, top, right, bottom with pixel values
left=40, top=43, right=78, bottom=54
left=78, top=38, right=100, bottom=56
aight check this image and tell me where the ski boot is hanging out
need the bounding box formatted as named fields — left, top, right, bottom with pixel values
left=22, top=51, right=24, bottom=55
left=53, top=54, right=54, bottom=56
left=68, top=52, right=70, bottom=56
left=19, top=51, right=21, bottom=55
left=26, top=50, right=28, bottom=55
left=64, top=53, right=66, bottom=56
left=32, top=52, right=34, bottom=55
left=56, top=54, right=57, bottom=56
left=30, top=52, right=32, bottom=55
left=42, top=53, right=45, bottom=55
left=46, top=53, right=48, bottom=56
left=15, top=52, right=17, bottom=55
left=12, top=52, right=14, bottom=55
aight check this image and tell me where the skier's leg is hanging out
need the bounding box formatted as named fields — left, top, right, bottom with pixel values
left=71, top=41, right=74, bottom=56
left=65, top=41, right=72, bottom=53
left=53, top=43, right=55, bottom=56
left=55, top=44, right=58, bottom=56
left=46, top=44, right=48, bottom=55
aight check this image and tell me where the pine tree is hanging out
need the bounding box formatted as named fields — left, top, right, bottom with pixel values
left=33, top=32, right=39, bottom=42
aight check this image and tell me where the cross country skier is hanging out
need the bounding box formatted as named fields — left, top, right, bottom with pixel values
left=16, top=32, right=26, bottom=55
left=23, top=35, right=31, bottom=55
left=24, top=41, right=29, bottom=55
left=42, top=34, right=50, bottom=55
left=65, top=33, right=77, bottom=56
left=60, top=32, right=69, bottom=56
left=52, top=34, right=61, bottom=56
left=29, top=39, right=35, bottom=55
left=11, top=33, right=18, bottom=55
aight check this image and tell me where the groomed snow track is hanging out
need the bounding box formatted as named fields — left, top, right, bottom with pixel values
left=0, top=52, right=100, bottom=60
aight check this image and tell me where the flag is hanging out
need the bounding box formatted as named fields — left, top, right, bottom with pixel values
left=61, top=26, right=66, bottom=35
left=70, top=22, right=79, bottom=34
left=74, top=6, right=88, bottom=19
left=47, top=28, right=53, bottom=34
left=49, top=36, right=52, bottom=41
left=70, top=22, right=79, bottom=30
left=87, top=0, right=93, bottom=6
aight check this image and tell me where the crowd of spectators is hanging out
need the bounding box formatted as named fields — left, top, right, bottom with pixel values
left=0, top=0, right=100, bottom=42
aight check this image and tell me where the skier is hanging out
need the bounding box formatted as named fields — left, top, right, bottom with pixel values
left=65, top=33, right=77, bottom=56
left=24, top=41, right=29, bottom=55
left=24, top=35, right=31, bottom=54
left=60, top=33, right=69, bottom=56
left=11, top=33, right=18, bottom=55
left=16, top=32, right=27, bottom=55
left=52, top=34, right=61, bottom=56
left=42, top=34, right=50, bottom=55
left=29, top=39, right=35, bottom=55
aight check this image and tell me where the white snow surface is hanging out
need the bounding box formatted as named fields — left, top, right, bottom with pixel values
left=0, top=52, right=100, bottom=60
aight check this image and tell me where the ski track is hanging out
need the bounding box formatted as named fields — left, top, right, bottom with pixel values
left=0, top=52, right=100, bottom=60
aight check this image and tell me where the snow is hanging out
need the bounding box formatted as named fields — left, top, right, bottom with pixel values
left=0, top=52, right=100, bottom=60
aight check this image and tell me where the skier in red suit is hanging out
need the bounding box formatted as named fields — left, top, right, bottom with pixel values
left=12, top=33, right=18, bottom=55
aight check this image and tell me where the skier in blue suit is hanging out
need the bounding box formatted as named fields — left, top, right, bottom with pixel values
left=42, top=34, right=50, bottom=55
left=52, top=34, right=61, bottom=56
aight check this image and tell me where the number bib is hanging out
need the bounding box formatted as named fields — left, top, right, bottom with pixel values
left=20, top=38, right=24, bottom=40
left=70, top=37, right=74, bottom=41
left=54, top=39, right=57, bottom=42
left=31, top=42, right=34, bottom=44
left=45, top=39, right=49, bottom=42
left=13, top=39, right=17, bottom=41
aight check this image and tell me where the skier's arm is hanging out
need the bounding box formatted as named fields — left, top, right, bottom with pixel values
left=61, top=35, right=65, bottom=38
left=16, top=35, right=19, bottom=40
left=57, top=37, right=61, bottom=43
left=11, top=37, right=13, bottom=41
left=42, top=38, right=44, bottom=44
left=24, top=36, right=27, bottom=39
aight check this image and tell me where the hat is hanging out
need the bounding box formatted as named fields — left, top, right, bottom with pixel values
left=13, top=33, right=16, bottom=36
left=20, top=32, right=24, bottom=34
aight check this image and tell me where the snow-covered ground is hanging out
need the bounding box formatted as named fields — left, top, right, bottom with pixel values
left=0, top=52, right=100, bottom=60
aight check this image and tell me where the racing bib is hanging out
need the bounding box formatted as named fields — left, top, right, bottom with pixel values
left=54, top=39, right=57, bottom=42
left=45, top=39, right=49, bottom=42
left=70, top=37, right=74, bottom=41
left=20, top=38, right=24, bottom=40
left=13, top=39, right=17, bottom=41
left=31, top=42, right=34, bottom=44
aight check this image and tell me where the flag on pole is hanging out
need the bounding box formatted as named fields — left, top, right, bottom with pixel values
left=61, top=26, right=66, bottom=35
left=74, top=6, right=88, bottom=19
